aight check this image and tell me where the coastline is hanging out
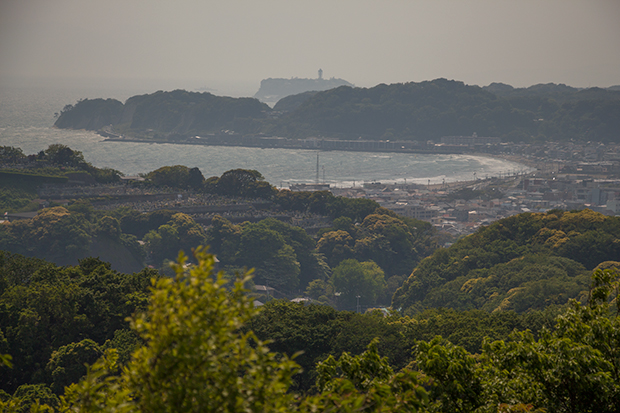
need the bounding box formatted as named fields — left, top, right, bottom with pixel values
left=100, top=136, right=540, bottom=180
left=420, top=153, right=542, bottom=191
left=99, top=135, right=464, bottom=155
left=471, top=152, right=560, bottom=174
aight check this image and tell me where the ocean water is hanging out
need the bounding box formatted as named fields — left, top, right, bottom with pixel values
left=0, top=83, right=530, bottom=188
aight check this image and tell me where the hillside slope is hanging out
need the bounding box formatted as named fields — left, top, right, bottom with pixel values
left=274, top=79, right=620, bottom=141
left=53, top=98, right=123, bottom=130
left=54, top=79, right=620, bottom=142
left=55, top=90, right=271, bottom=138
left=392, top=209, right=620, bottom=313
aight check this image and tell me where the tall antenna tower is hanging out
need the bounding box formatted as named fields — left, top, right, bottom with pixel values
left=316, top=152, right=320, bottom=184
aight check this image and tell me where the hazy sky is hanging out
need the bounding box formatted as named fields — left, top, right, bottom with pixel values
left=1, top=0, right=619, bottom=95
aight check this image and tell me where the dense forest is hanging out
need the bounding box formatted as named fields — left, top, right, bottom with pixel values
left=2, top=145, right=620, bottom=411
left=273, top=80, right=620, bottom=142
left=392, top=209, right=620, bottom=314
left=55, top=90, right=271, bottom=140
left=0, top=146, right=438, bottom=306
left=1, top=250, right=619, bottom=412
left=55, top=79, right=620, bottom=142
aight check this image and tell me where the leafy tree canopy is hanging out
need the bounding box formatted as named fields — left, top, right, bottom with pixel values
left=331, top=259, right=387, bottom=310
left=393, top=209, right=620, bottom=313
left=143, top=212, right=207, bottom=267
left=4, top=251, right=619, bottom=413
left=206, top=216, right=327, bottom=292
left=54, top=80, right=620, bottom=142
left=0, top=251, right=156, bottom=393
left=145, top=165, right=204, bottom=189
left=15, top=249, right=430, bottom=413
left=275, top=79, right=620, bottom=142
left=205, top=169, right=276, bottom=199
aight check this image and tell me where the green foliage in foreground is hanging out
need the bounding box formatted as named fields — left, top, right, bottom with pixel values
left=3, top=249, right=430, bottom=412
left=411, top=267, right=620, bottom=413
left=1, top=250, right=619, bottom=412
left=473, top=268, right=620, bottom=412
left=0, top=251, right=156, bottom=394
left=123, top=249, right=300, bottom=412
left=249, top=300, right=557, bottom=393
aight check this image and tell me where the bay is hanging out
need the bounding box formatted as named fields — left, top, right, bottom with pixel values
left=0, top=83, right=531, bottom=188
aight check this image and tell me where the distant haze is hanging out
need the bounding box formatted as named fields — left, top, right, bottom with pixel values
left=1, top=0, right=619, bottom=97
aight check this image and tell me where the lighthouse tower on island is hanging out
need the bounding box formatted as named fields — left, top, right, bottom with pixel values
left=254, top=69, right=353, bottom=104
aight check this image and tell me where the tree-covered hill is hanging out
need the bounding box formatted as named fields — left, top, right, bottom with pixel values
left=122, top=89, right=270, bottom=137
left=53, top=98, right=124, bottom=131
left=272, top=90, right=318, bottom=113
left=274, top=79, right=504, bottom=140
left=0, top=205, right=147, bottom=272
left=55, top=90, right=271, bottom=138
left=274, top=79, right=620, bottom=141
left=55, top=79, right=620, bottom=142
left=0, top=145, right=122, bottom=213
left=483, top=82, right=582, bottom=98
left=392, top=209, right=620, bottom=314
left=482, top=82, right=620, bottom=101
left=4, top=250, right=619, bottom=412
left=0, top=146, right=439, bottom=300
left=0, top=251, right=156, bottom=394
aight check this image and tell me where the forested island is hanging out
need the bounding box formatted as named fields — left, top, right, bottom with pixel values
left=1, top=144, right=620, bottom=411
left=55, top=78, right=620, bottom=143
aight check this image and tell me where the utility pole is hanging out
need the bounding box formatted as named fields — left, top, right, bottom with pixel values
left=356, top=295, right=361, bottom=314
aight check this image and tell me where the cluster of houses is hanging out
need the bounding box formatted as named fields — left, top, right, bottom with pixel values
left=326, top=140, right=620, bottom=240
left=369, top=176, right=620, bottom=239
